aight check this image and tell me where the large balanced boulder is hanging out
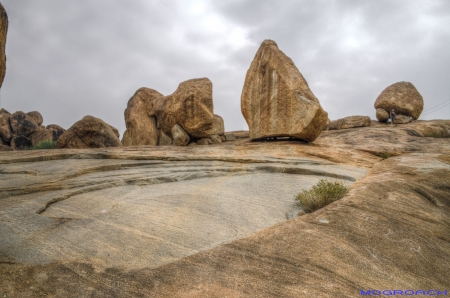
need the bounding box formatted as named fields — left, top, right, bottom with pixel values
left=122, top=88, right=163, bottom=146
left=9, top=111, right=39, bottom=137
left=26, top=111, right=43, bottom=126
left=153, top=78, right=214, bottom=140
left=241, top=40, right=328, bottom=141
left=0, top=108, right=11, bottom=141
left=329, top=116, right=371, bottom=130
left=374, top=82, right=424, bottom=120
left=0, top=2, right=8, bottom=89
left=56, top=116, right=122, bottom=149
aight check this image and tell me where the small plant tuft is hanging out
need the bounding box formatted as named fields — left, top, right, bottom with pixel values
left=379, top=152, right=391, bottom=160
left=295, top=179, right=349, bottom=213
left=29, top=140, right=57, bottom=150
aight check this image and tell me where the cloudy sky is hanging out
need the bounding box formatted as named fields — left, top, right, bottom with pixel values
left=1, top=0, right=449, bottom=136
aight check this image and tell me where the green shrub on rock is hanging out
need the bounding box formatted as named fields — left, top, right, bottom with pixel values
left=295, top=180, right=349, bottom=213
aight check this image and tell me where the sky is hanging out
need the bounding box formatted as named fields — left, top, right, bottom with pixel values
left=1, top=0, right=449, bottom=137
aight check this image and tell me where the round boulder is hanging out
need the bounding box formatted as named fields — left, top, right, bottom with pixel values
left=374, top=82, right=423, bottom=120
left=26, top=111, right=43, bottom=126
left=9, top=111, right=39, bottom=137
left=376, top=108, right=390, bottom=122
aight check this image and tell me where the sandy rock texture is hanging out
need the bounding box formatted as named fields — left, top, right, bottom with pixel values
left=0, top=120, right=449, bottom=297
left=9, top=111, right=39, bottom=137
left=0, top=108, right=11, bottom=141
left=26, top=111, right=43, bottom=126
left=56, top=115, right=123, bottom=149
left=329, top=115, right=371, bottom=130
left=241, top=40, right=328, bottom=142
left=376, top=108, right=389, bottom=122
left=0, top=2, right=7, bottom=88
left=374, top=82, right=424, bottom=120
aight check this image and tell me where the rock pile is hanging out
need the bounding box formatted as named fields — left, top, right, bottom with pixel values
left=329, top=115, right=371, bottom=130
left=122, top=78, right=226, bottom=146
left=374, top=81, right=423, bottom=123
left=56, top=115, right=122, bottom=149
left=241, top=40, right=328, bottom=141
left=0, top=108, right=65, bottom=150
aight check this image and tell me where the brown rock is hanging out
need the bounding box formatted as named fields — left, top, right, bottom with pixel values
left=46, top=124, right=65, bottom=131
left=171, top=124, right=190, bottom=146
left=209, top=134, right=222, bottom=144
left=26, top=111, right=43, bottom=126
left=225, top=134, right=236, bottom=141
left=0, top=144, right=12, bottom=151
left=0, top=108, right=9, bottom=114
left=56, top=115, right=122, bottom=149
left=376, top=108, right=389, bottom=122
left=322, top=118, right=330, bottom=131
left=220, top=135, right=226, bottom=142
left=0, top=3, right=8, bottom=89
left=205, top=114, right=225, bottom=136
left=29, top=127, right=64, bottom=146
left=197, top=138, right=212, bottom=145
left=329, top=116, right=371, bottom=130
left=158, top=130, right=173, bottom=146
left=10, top=135, right=32, bottom=150
left=0, top=134, right=7, bottom=145
left=109, top=125, right=120, bottom=139
left=154, top=78, right=214, bottom=139
left=9, top=111, right=39, bottom=137
left=0, top=110, right=11, bottom=141
left=393, top=114, right=411, bottom=124
left=241, top=39, right=328, bottom=141
left=374, top=81, right=424, bottom=120
left=122, top=88, right=163, bottom=146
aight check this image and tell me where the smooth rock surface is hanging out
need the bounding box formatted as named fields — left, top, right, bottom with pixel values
left=56, top=115, right=123, bottom=149
left=171, top=124, right=190, bottom=146
left=376, top=108, right=390, bottom=122
left=329, top=115, right=371, bottom=130
left=241, top=40, right=328, bottom=141
left=122, top=87, right=163, bottom=146
left=9, top=111, right=39, bottom=137
left=374, top=81, right=424, bottom=120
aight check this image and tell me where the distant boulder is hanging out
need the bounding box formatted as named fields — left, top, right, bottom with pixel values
left=56, top=115, right=123, bottom=149
left=393, top=115, right=411, bottom=124
left=205, top=114, right=225, bottom=136
left=30, top=127, right=65, bottom=146
left=329, top=116, right=371, bottom=130
left=9, top=111, right=39, bottom=137
left=10, top=135, right=32, bottom=150
left=26, top=111, right=43, bottom=126
left=374, top=82, right=424, bottom=120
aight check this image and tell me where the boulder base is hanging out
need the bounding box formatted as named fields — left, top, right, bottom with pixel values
left=376, top=108, right=389, bottom=122
left=171, top=124, right=190, bottom=146
left=241, top=39, right=328, bottom=142
left=393, top=115, right=411, bottom=124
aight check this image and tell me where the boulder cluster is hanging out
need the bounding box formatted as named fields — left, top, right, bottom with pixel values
left=122, top=78, right=226, bottom=147
left=0, top=108, right=65, bottom=151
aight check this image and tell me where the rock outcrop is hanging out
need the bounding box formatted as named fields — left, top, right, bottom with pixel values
left=154, top=78, right=214, bottom=139
left=9, top=111, right=39, bottom=137
left=29, top=127, right=64, bottom=146
left=26, top=111, right=43, bottom=126
left=0, top=108, right=11, bottom=141
left=375, top=108, right=389, bottom=122
left=10, top=135, right=32, bottom=150
left=0, top=2, right=8, bottom=89
left=241, top=40, right=328, bottom=141
left=329, top=116, right=371, bottom=130
left=171, top=124, right=190, bottom=146
left=205, top=114, right=225, bottom=136
left=374, top=81, right=424, bottom=120
left=56, top=115, right=123, bottom=149
left=122, top=88, right=163, bottom=146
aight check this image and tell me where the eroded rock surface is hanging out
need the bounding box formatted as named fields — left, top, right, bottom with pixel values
left=26, top=111, right=43, bottom=126
left=241, top=40, right=328, bottom=141
left=0, top=2, right=7, bottom=88
left=329, top=115, right=371, bottom=130
left=0, top=109, right=11, bottom=141
left=9, top=111, right=38, bottom=137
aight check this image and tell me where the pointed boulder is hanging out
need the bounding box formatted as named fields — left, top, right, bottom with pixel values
left=241, top=40, right=328, bottom=141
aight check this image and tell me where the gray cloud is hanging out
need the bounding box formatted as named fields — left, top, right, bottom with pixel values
left=1, top=0, right=449, bottom=138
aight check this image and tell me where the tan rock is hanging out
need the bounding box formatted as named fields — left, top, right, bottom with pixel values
left=209, top=134, right=221, bottom=144
left=154, top=78, right=214, bottom=139
left=29, top=127, right=64, bottom=146
left=225, top=134, right=236, bottom=141
left=0, top=144, right=12, bottom=151
left=26, top=111, right=43, bottom=126
left=205, top=114, right=225, bottom=136
left=241, top=39, right=328, bottom=141
left=0, top=110, right=11, bottom=141
left=10, top=135, right=31, bottom=150
left=197, top=138, right=212, bottom=145
left=109, top=125, right=120, bottom=139
left=56, top=115, right=122, bottom=149
left=393, top=114, right=411, bottom=124
left=322, top=118, right=330, bottom=131
left=329, top=116, right=371, bottom=130
left=376, top=108, right=389, bottom=122
left=122, top=88, right=163, bottom=146
left=220, top=135, right=226, bottom=142
left=0, top=3, right=7, bottom=89
left=171, top=124, right=190, bottom=146
left=9, top=111, right=39, bottom=137
left=374, top=81, right=424, bottom=120
left=158, top=130, right=173, bottom=146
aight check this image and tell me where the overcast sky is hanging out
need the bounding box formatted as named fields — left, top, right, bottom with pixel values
left=1, top=0, right=449, bottom=136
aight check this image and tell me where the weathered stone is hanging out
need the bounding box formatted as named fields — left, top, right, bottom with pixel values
left=205, top=114, right=225, bottom=136
left=56, top=115, right=123, bottom=149
left=109, top=125, right=120, bottom=139
left=241, top=39, right=328, bottom=141
left=46, top=124, right=65, bottom=131
left=0, top=108, right=9, bottom=114
left=0, top=3, right=8, bottom=89
left=393, top=114, right=411, bottom=124
left=0, top=110, right=11, bottom=141
left=158, top=130, right=173, bottom=146
left=329, top=116, right=371, bottom=130
left=154, top=78, right=214, bottom=139
left=171, top=124, right=190, bottom=146
left=9, top=111, right=39, bottom=137
left=374, top=81, right=424, bottom=120
left=0, top=134, right=7, bottom=145
left=26, top=111, right=43, bottom=126
left=197, top=138, right=212, bottom=145
left=209, top=134, right=222, bottom=144
left=376, top=108, right=389, bottom=122
left=322, top=118, right=330, bottom=131
left=220, top=135, right=226, bottom=142
left=225, top=134, right=236, bottom=141
left=45, top=124, right=65, bottom=139
left=122, top=88, right=163, bottom=146
left=29, top=128, right=64, bottom=146
left=0, top=143, right=12, bottom=151
left=10, top=135, right=32, bottom=150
